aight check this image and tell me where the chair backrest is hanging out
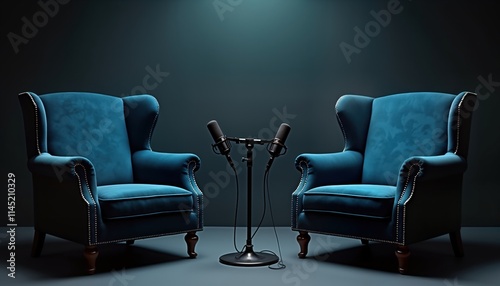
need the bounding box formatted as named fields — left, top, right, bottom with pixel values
left=336, top=91, right=476, bottom=186
left=18, top=92, right=157, bottom=186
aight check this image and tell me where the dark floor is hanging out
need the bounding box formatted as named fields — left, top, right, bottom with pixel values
left=1, top=227, right=499, bottom=286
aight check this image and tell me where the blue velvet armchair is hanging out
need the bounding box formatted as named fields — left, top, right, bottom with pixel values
left=292, top=91, right=476, bottom=274
left=19, top=91, right=203, bottom=274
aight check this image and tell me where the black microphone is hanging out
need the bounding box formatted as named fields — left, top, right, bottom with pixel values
left=207, top=120, right=235, bottom=168
left=266, top=123, right=291, bottom=169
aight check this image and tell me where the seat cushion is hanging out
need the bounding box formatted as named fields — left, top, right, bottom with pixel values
left=98, top=184, right=193, bottom=220
left=302, top=184, right=396, bottom=219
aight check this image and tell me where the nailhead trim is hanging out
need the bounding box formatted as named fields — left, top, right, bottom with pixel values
left=147, top=103, right=160, bottom=150
left=396, top=163, right=422, bottom=244
left=402, top=172, right=419, bottom=245
left=74, top=164, right=94, bottom=245
left=187, top=159, right=203, bottom=229
left=26, top=93, right=41, bottom=155
left=291, top=161, right=308, bottom=229
left=453, top=93, right=466, bottom=154
left=335, top=106, right=348, bottom=151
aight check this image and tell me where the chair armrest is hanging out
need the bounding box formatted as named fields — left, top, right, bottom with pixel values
left=398, top=152, right=467, bottom=183
left=393, top=153, right=467, bottom=243
left=291, top=150, right=363, bottom=229
left=132, top=150, right=202, bottom=192
left=28, top=153, right=98, bottom=201
left=395, top=152, right=467, bottom=203
left=29, top=153, right=97, bottom=199
left=394, top=152, right=467, bottom=203
left=294, top=150, right=364, bottom=191
left=28, top=153, right=100, bottom=244
left=29, top=153, right=95, bottom=180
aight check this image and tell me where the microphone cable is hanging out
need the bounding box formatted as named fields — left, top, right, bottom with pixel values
left=229, top=164, right=244, bottom=254
left=263, top=167, right=286, bottom=270
left=251, top=145, right=287, bottom=240
left=250, top=164, right=286, bottom=270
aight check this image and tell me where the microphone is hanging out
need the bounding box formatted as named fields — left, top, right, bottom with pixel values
left=266, top=123, right=291, bottom=169
left=207, top=120, right=234, bottom=168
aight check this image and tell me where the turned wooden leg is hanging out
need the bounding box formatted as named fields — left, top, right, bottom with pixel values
left=450, top=230, right=464, bottom=257
left=84, top=246, right=99, bottom=275
left=361, top=239, right=369, bottom=245
left=185, top=231, right=198, bottom=258
left=297, top=231, right=311, bottom=258
left=395, top=245, right=410, bottom=274
left=31, top=229, right=46, bottom=257
left=126, top=240, right=135, bottom=245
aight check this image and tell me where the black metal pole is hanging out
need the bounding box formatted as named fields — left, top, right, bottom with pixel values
left=218, top=138, right=278, bottom=267
left=245, top=141, right=253, bottom=248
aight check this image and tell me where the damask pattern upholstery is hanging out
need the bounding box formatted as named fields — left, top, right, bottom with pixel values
left=291, top=91, right=476, bottom=274
left=19, top=91, right=203, bottom=274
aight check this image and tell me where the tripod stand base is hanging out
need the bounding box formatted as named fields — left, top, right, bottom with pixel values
left=219, top=247, right=279, bottom=267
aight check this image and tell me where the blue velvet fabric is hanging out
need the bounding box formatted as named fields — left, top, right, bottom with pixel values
left=123, top=95, right=159, bottom=152
left=98, top=184, right=194, bottom=220
left=39, top=92, right=134, bottom=185
left=292, top=91, right=477, bottom=246
left=303, top=185, right=396, bottom=219
left=335, top=95, right=374, bottom=153
left=18, top=92, right=203, bottom=246
left=362, top=92, right=454, bottom=185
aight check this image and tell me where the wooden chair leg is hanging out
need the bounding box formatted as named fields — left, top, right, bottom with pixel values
left=450, top=230, right=464, bottom=257
left=185, top=231, right=198, bottom=258
left=31, top=229, right=46, bottom=257
left=395, top=245, right=410, bottom=274
left=84, top=246, right=99, bottom=275
left=297, top=231, right=311, bottom=258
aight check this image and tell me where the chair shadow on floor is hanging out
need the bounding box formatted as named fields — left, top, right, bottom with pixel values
left=308, top=239, right=500, bottom=278
left=14, top=238, right=189, bottom=277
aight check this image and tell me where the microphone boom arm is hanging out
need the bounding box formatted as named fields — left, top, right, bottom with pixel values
left=226, top=137, right=273, bottom=145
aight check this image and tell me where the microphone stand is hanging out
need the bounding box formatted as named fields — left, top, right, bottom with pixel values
left=218, top=137, right=279, bottom=267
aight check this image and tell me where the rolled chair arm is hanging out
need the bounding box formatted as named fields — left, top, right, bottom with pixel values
left=398, top=152, right=467, bottom=184
left=295, top=150, right=364, bottom=191
left=393, top=152, right=468, bottom=244
left=28, top=153, right=97, bottom=201
left=395, top=152, right=467, bottom=205
left=132, top=150, right=201, bottom=192
left=292, top=150, right=363, bottom=229
left=28, top=153, right=100, bottom=245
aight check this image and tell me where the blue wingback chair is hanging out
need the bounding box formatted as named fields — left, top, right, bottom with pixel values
left=291, top=91, right=476, bottom=274
left=19, top=91, right=203, bottom=274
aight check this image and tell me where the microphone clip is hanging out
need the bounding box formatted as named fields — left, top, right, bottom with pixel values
left=211, top=137, right=232, bottom=155
left=267, top=141, right=288, bottom=157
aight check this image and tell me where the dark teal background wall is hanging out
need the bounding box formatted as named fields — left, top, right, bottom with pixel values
left=2, top=0, right=499, bottom=227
